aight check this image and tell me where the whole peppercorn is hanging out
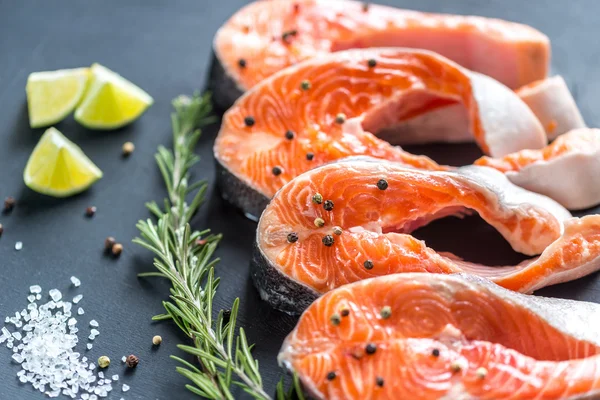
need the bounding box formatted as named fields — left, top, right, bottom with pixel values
left=122, top=142, right=135, bottom=157
left=4, top=196, right=16, bottom=213
left=377, top=179, right=389, bottom=190
left=432, top=348, right=440, bottom=357
left=326, top=371, right=336, bottom=381
left=365, top=343, right=377, bottom=355
left=300, top=80, right=311, bottom=91
left=450, top=362, right=462, bottom=373
left=244, top=116, right=255, bottom=127
left=126, top=354, right=139, bottom=368
left=330, top=313, right=341, bottom=326
left=152, top=335, right=163, bottom=346
left=380, top=305, right=391, bottom=319
left=376, top=376, right=384, bottom=387
left=340, top=309, right=350, bottom=317
left=322, top=235, right=335, bottom=247
left=104, top=237, right=116, bottom=252
left=238, top=58, right=247, bottom=68
left=284, top=130, right=295, bottom=140
left=272, top=166, right=283, bottom=176
left=332, top=226, right=342, bottom=236
left=112, top=243, right=123, bottom=257
left=323, top=200, right=334, bottom=211
left=367, top=59, right=377, bottom=68
left=306, top=152, right=314, bottom=161
left=85, top=206, right=97, bottom=217
left=314, top=217, right=325, bottom=228
left=476, top=367, right=488, bottom=379
left=98, top=356, right=110, bottom=369
left=335, top=113, right=346, bottom=124
left=312, top=193, right=323, bottom=204
left=364, top=260, right=374, bottom=270
left=287, top=232, right=299, bottom=243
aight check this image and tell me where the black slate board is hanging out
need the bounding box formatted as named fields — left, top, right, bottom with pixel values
left=1, top=1, right=600, bottom=399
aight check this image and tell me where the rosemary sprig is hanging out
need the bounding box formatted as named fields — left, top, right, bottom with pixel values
left=133, top=92, right=273, bottom=399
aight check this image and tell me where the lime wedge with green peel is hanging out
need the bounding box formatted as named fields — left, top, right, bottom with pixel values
left=74, top=63, right=153, bottom=129
left=26, top=68, right=90, bottom=128
left=24, top=127, right=103, bottom=197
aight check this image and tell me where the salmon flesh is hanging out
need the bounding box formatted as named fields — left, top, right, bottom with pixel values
left=278, top=273, right=600, bottom=400
left=251, top=157, right=600, bottom=314
left=215, top=48, right=548, bottom=220
left=210, top=0, right=550, bottom=109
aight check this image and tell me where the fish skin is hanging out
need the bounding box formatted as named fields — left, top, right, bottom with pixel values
left=211, top=0, right=550, bottom=110
left=251, top=157, right=600, bottom=314
left=215, top=47, right=548, bottom=219
left=278, top=273, right=600, bottom=400
left=476, top=129, right=600, bottom=210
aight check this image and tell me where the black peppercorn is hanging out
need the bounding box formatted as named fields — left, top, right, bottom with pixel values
left=376, top=376, right=384, bottom=387
left=272, top=166, right=282, bottom=176
left=365, top=343, right=377, bottom=355
left=322, top=235, right=335, bottom=247
left=238, top=58, right=247, bottom=68
left=432, top=348, right=440, bottom=357
left=326, top=371, right=336, bottom=380
left=367, top=59, right=377, bottom=68
left=376, top=179, right=388, bottom=190
left=306, top=152, right=314, bottom=161
left=126, top=354, right=139, bottom=368
left=287, top=232, right=299, bottom=243
left=285, top=130, right=295, bottom=140
left=323, top=200, right=334, bottom=211
left=364, top=260, right=374, bottom=270
left=244, top=116, right=255, bottom=127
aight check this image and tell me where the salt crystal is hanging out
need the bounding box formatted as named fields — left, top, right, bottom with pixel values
left=15, top=241, right=23, bottom=250
left=87, top=343, right=93, bottom=350
left=68, top=318, right=77, bottom=326
left=90, top=329, right=99, bottom=336
left=78, top=307, right=85, bottom=315
left=27, top=295, right=35, bottom=303
left=35, top=294, right=41, bottom=300
left=12, top=331, right=21, bottom=340
left=29, top=285, right=41, bottom=294
left=48, top=289, right=62, bottom=302
left=11, top=353, right=23, bottom=363
left=73, top=295, right=83, bottom=304
left=121, top=356, right=126, bottom=363
left=112, top=375, right=119, bottom=381
left=90, top=320, right=98, bottom=327
left=122, top=384, right=130, bottom=392
left=70, top=276, right=81, bottom=287
left=98, top=371, right=104, bottom=379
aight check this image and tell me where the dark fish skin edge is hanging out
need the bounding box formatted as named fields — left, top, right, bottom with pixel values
left=207, top=49, right=244, bottom=111
left=214, top=158, right=270, bottom=222
left=251, top=241, right=320, bottom=315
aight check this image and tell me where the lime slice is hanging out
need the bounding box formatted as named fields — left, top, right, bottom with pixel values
left=24, top=127, right=103, bottom=197
left=26, top=68, right=90, bottom=128
left=74, top=63, right=153, bottom=129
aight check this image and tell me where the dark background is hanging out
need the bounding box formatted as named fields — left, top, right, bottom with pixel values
left=1, top=1, right=599, bottom=399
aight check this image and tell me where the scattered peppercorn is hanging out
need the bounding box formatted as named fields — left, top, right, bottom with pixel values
left=223, top=309, right=232, bottom=322
left=287, top=232, right=299, bottom=243
left=362, top=2, right=370, bottom=12
left=98, top=356, right=110, bottom=369
left=0, top=224, right=3, bottom=237
left=364, top=260, right=374, bottom=270
left=300, top=80, right=311, bottom=91
left=326, top=371, right=337, bottom=381
left=112, top=243, right=123, bottom=257
left=332, top=226, right=342, bottom=236
left=3, top=196, right=15, bottom=213
left=282, top=29, right=298, bottom=42
left=376, top=179, right=388, bottom=190
left=126, top=354, right=139, bottom=368
left=340, top=309, right=350, bottom=317
left=450, top=362, right=462, bottom=373
left=244, top=116, right=255, bottom=127
left=104, top=237, right=116, bottom=253
left=323, top=200, right=334, bottom=211
left=330, top=313, right=341, bottom=326
left=432, top=348, right=440, bottom=357
left=238, top=58, right=247, bottom=68
left=322, top=235, right=335, bottom=247
left=367, top=59, right=377, bottom=68
left=380, top=305, right=391, bottom=319
left=475, top=367, right=487, bottom=379
left=85, top=206, right=97, bottom=217
left=285, top=130, right=295, bottom=140
left=314, top=217, right=325, bottom=228
left=365, top=343, right=377, bottom=355
left=272, top=166, right=282, bottom=176
left=335, top=113, right=346, bottom=124
left=122, top=142, right=135, bottom=157
left=312, top=193, right=323, bottom=204
left=375, top=376, right=384, bottom=387
left=152, top=335, right=163, bottom=346
left=306, top=152, right=314, bottom=161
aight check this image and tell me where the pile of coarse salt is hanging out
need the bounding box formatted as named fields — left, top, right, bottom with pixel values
left=0, top=277, right=128, bottom=399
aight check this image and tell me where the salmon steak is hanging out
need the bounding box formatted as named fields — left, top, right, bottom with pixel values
left=215, top=48, right=549, bottom=220
left=252, top=157, right=600, bottom=314
left=477, top=128, right=600, bottom=210
left=210, top=0, right=551, bottom=110
left=278, top=273, right=600, bottom=399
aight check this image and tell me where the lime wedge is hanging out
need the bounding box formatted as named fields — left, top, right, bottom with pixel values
left=26, top=68, right=89, bottom=128
left=74, top=63, right=153, bottom=129
left=24, top=127, right=103, bottom=197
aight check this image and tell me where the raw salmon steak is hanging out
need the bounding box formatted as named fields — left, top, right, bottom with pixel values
left=476, top=128, right=600, bottom=210
left=251, top=157, right=600, bottom=314
left=215, top=48, right=547, bottom=220
left=279, top=273, right=600, bottom=400
left=210, top=0, right=550, bottom=109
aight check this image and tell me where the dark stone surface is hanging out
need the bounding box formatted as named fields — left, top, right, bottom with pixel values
left=0, top=1, right=599, bottom=399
